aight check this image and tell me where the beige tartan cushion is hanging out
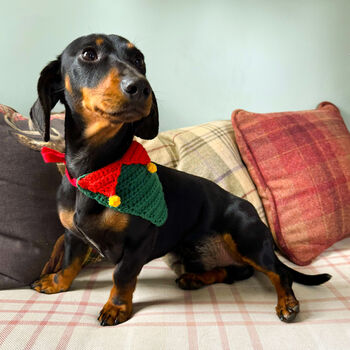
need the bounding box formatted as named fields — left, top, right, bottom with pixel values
left=137, top=120, right=267, bottom=223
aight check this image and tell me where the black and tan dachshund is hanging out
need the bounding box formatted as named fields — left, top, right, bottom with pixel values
left=30, top=34, right=331, bottom=326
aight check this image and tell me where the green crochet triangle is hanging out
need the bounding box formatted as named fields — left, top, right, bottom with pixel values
left=77, top=164, right=168, bottom=227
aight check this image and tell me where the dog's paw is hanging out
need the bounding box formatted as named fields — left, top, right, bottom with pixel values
left=30, top=273, right=69, bottom=294
left=176, top=273, right=205, bottom=290
left=276, top=297, right=300, bottom=323
left=98, top=301, right=132, bottom=326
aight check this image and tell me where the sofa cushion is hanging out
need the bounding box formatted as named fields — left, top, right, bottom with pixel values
left=0, top=104, right=64, bottom=289
left=232, top=102, right=350, bottom=265
left=137, top=120, right=267, bottom=223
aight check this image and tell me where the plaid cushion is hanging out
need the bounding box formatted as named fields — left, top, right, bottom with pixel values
left=232, top=102, right=350, bottom=265
left=138, top=120, right=267, bottom=223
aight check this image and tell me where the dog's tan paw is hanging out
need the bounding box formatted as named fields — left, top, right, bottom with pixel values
left=276, top=297, right=300, bottom=322
left=176, top=273, right=205, bottom=290
left=98, top=301, right=132, bottom=326
left=31, top=273, right=69, bottom=294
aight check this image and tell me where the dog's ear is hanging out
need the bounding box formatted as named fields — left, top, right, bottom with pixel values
left=134, top=91, right=159, bottom=140
left=30, top=57, right=62, bottom=142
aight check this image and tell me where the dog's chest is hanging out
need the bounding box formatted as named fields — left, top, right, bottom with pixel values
left=58, top=205, right=128, bottom=256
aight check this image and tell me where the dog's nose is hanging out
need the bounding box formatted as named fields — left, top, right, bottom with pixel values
left=121, top=78, right=151, bottom=101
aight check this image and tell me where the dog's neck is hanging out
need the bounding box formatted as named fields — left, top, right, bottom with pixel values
left=64, top=109, right=135, bottom=178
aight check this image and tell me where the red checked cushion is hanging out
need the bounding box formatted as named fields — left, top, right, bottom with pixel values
left=232, top=102, right=350, bottom=265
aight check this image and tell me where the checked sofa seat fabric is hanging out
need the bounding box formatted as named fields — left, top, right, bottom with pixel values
left=0, top=239, right=349, bottom=349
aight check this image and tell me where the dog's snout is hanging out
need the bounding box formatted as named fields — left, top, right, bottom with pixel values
left=121, top=78, right=151, bottom=100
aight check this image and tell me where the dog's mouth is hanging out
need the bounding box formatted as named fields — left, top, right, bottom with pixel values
left=94, top=101, right=152, bottom=123
left=102, top=107, right=149, bottom=123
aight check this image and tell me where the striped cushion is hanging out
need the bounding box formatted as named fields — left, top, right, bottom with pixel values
left=232, top=102, right=350, bottom=265
left=137, top=120, right=267, bottom=223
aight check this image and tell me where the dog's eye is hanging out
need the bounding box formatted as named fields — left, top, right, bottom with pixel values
left=134, top=57, right=144, bottom=67
left=81, top=48, right=98, bottom=62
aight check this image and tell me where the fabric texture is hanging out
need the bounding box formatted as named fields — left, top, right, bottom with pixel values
left=0, top=237, right=349, bottom=350
left=137, top=120, right=267, bottom=224
left=0, top=105, right=63, bottom=289
left=77, top=141, right=168, bottom=227
left=41, top=141, right=168, bottom=227
left=2, top=106, right=65, bottom=153
left=232, top=102, right=350, bottom=265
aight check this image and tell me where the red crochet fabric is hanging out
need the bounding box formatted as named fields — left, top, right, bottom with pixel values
left=41, top=141, right=168, bottom=226
left=77, top=141, right=151, bottom=197
left=42, top=141, right=151, bottom=193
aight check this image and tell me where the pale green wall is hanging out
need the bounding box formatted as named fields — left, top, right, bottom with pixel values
left=1, top=0, right=349, bottom=131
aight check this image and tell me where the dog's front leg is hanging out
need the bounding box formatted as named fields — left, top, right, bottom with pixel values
left=31, top=229, right=90, bottom=294
left=98, top=273, right=137, bottom=326
left=98, top=233, right=154, bottom=326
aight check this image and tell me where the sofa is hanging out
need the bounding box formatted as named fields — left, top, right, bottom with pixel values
left=0, top=104, right=349, bottom=350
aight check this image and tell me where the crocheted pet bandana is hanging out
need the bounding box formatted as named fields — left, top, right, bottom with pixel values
left=41, top=141, right=168, bottom=227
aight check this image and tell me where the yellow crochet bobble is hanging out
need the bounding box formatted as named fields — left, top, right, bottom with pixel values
left=147, top=162, right=157, bottom=173
left=109, top=195, right=121, bottom=207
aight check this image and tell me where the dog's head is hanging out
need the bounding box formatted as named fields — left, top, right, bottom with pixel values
left=30, top=34, right=158, bottom=143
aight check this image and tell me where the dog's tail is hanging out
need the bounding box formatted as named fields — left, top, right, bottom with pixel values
left=283, top=264, right=331, bottom=285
